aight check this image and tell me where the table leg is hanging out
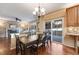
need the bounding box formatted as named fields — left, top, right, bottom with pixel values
left=37, top=43, right=38, bottom=55
left=75, top=36, right=78, bottom=54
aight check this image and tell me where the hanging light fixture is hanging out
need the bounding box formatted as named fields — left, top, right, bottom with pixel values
left=33, top=3, right=46, bottom=33
left=33, top=3, right=46, bottom=16
left=33, top=7, right=46, bottom=16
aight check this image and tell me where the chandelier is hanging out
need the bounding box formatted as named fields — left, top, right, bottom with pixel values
left=33, top=5, right=46, bottom=17
left=33, top=4, right=46, bottom=34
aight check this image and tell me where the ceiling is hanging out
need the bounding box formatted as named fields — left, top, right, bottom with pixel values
left=0, top=3, right=71, bottom=22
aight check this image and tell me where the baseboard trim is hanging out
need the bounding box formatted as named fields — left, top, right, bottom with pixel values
left=63, top=44, right=75, bottom=49
left=53, top=41, right=75, bottom=49
left=10, top=47, right=16, bottom=50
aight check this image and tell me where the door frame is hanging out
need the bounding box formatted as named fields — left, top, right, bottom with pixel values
left=44, top=17, right=64, bottom=44
left=51, top=17, right=64, bottom=44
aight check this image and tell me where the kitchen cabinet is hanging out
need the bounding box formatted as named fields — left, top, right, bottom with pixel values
left=77, top=5, right=79, bottom=26
left=66, top=6, right=78, bottom=27
left=66, top=5, right=79, bottom=54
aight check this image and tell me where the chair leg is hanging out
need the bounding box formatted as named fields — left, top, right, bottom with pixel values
left=20, top=44, right=25, bottom=55
left=21, top=47, right=23, bottom=55
left=47, top=41, right=48, bottom=46
left=16, top=47, right=19, bottom=55
left=50, top=39, right=51, bottom=43
left=23, top=44, right=26, bottom=55
left=20, top=45, right=24, bottom=55
left=43, top=42, right=45, bottom=47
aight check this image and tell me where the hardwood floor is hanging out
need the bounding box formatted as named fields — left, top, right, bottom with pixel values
left=0, top=39, right=76, bottom=55
left=11, top=42, right=76, bottom=55
left=0, top=39, right=10, bottom=55
left=36, top=42, right=75, bottom=55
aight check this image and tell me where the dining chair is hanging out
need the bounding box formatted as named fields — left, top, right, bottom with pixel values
left=15, top=35, right=22, bottom=54
left=29, top=34, right=48, bottom=54
left=15, top=34, right=27, bottom=55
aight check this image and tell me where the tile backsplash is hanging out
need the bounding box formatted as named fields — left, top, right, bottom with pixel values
left=66, top=27, right=79, bottom=34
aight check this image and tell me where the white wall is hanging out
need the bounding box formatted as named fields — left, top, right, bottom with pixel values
left=10, top=34, right=16, bottom=49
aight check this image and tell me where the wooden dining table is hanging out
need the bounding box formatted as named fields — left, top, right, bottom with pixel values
left=19, top=35, right=39, bottom=54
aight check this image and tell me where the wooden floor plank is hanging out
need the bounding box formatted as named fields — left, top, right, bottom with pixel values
left=0, top=40, right=76, bottom=55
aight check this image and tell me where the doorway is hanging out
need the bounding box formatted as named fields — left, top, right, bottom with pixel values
left=45, top=17, right=64, bottom=43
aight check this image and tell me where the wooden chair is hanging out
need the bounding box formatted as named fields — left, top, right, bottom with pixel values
left=29, top=34, right=49, bottom=54
left=15, top=35, right=21, bottom=54
left=15, top=35, right=25, bottom=55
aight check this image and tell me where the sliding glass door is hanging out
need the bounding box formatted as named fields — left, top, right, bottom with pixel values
left=45, top=21, right=51, bottom=40
left=51, top=18, right=64, bottom=43
left=45, top=17, right=64, bottom=43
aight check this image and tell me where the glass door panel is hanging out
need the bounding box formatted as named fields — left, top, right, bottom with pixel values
left=45, top=21, right=51, bottom=40
left=51, top=18, right=63, bottom=43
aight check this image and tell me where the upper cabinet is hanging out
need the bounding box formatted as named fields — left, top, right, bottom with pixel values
left=66, top=6, right=78, bottom=27
left=77, top=5, right=79, bottom=26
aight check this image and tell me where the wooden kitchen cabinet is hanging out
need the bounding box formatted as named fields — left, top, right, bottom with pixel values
left=77, top=5, right=79, bottom=26
left=66, top=6, right=78, bottom=27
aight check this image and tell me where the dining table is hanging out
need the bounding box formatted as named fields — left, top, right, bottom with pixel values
left=19, top=34, right=39, bottom=54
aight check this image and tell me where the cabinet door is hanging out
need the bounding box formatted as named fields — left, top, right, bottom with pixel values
left=66, top=7, right=77, bottom=27
left=77, top=5, right=79, bottom=26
